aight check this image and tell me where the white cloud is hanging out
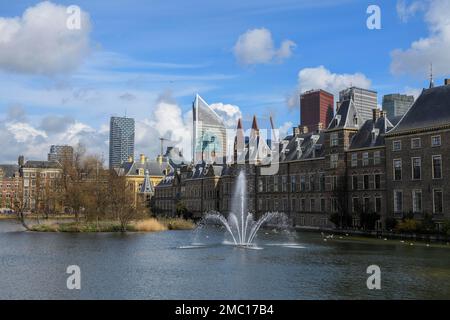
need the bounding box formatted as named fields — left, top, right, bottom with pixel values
left=396, top=0, right=426, bottom=22
left=0, top=1, right=91, bottom=75
left=6, top=122, right=48, bottom=143
left=287, top=65, right=372, bottom=109
left=278, top=121, right=293, bottom=139
left=391, top=0, right=450, bottom=76
left=233, top=28, right=296, bottom=65
left=209, top=103, right=243, bottom=128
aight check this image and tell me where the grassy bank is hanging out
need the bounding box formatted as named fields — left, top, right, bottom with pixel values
left=28, top=217, right=195, bottom=233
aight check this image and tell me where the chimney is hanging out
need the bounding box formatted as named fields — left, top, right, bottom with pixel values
left=317, top=122, right=324, bottom=132
left=140, top=154, right=146, bottom=164
left=445, top=79, right=450, bottom=86
left=372, top=108, right=381, bottom=122
left=18, top=155, right=24, bottom=167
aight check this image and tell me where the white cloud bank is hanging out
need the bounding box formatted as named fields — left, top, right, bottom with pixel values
left=391, top=0, right=450, bottom=77
left=287, top=65, right=372, bottom=109
left=0, top=1, right=91, bottom=75
left=233, top=28, right=296, bottom=65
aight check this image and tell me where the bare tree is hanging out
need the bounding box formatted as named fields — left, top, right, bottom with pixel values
left=12, top=193, right=29, bottom=230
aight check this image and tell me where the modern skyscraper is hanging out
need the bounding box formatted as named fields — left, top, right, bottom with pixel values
left=338, top=87, right=378, bottom=123
left=192, top=94, right=227, bottom=164
left=382, top=94, right=414, bottom=118
left=48, top=145, right=74, bottom=165
left=300, top=89, right=334, bottom=130
left=109, top=116, right=135, bottom=169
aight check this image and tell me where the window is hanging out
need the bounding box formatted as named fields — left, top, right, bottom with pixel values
left=300, top=175, right=306, bottom=191
left=320, top=198, right=325, bottom=212
left=394, top=190, right=403, bottom=213
left=290, top=176, right=296, bottom=192
left=411, top=138, right=421, bottom=149
left=431, top=135, right=441, bottom=147
left=330, top=132, right=338, bottom=147
left=351, top=153, right=358, bottom=167
left=374, top=174, right=381, bottom=189
left=281, top=176, right=287, bottom=192
left=352, top=197, right=359, bottom=213
left=432, top=155, right=442, bottom=179
left=352, top=175, right=358, bottom=190
left=393, top=159, right=402, bottom=181
left=412, top=157, right=421, bottom=180
left=330, top=153, right=339, bottom=169
left=433, top=189, right=443, bottom=214
left=393, top=140, right=401, bottom=151
left=331, top=176, right=338, bottom=191
left=310, top=199, right=315, bottom=212
left=258, top=178, right=263, bottom=192
left=300, top=198, right=306, bottom=211
left=319, top=173, right=325, bottom=191
left=412, top=190, right=422, bottom=213
left=362, top=152, right=369, bottom=166
left=374, top=151, right=381, bottom=165
left=363, top=175, right=369, bottom=190
left=274, top=176, right=279, bottom=192
left=331, top=197, right=338, bottom=212
left=375, top=197, right=382, bottom=213
left=363, top=197, right=371, bottom=212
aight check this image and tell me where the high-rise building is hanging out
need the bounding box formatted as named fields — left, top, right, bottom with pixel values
left=109, top=116, right=135, bottom=169
left=382, top=94, right=414, bottom=118
left=192, top=94, right=227, bottom=164
left=48, top=145, right=74, bottom=165
left=300, top=89, right=334, bottom=130
left=338, top=87, right=378, bottom=123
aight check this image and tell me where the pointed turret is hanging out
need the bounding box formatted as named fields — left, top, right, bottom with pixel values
left=251, top=115, right=259, bottom=131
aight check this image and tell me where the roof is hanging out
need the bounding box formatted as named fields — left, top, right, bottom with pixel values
left=349, top=115, right=393, bottom=149
left=22, top=161, right=61, bottom=169
left=0, top=165, right=19, bottom=178
left=139, top=170, right=154, bottom=194
left=327, top=99, right=362, bottom=130
left=388, top=85, right=450, bottom=134
left=279, top=131, right=325, bottom=162
left=120, top=159, right=170, bottom=176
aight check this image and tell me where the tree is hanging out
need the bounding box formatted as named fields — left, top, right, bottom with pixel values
left=12, top=192, right=29, bottom=230
left=108, top=171, right=144, bottom=232
left=330, top=176, right=352, bottom=229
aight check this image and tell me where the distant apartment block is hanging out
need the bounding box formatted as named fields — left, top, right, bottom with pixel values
left=109, top=116, right=135, bottom=169
left=382, top=94, right=414, bottom=118
left=300, top=89, right=334, bottom=130
left=48, top=145, right=74, bottom=165
left=339, top=87, right=378, bottom=123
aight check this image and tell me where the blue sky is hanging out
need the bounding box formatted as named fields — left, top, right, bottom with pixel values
left=0, top=0, right=449, bottom=163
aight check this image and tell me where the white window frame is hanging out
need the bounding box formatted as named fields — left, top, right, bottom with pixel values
left=394, top=190, right=403, bottom=213
left=351, top=153, right=358, bottom=167
left=393, top=159, right=402, bottom=181
left=373, top=150, right=381, bottom=165
left=411, top=157, right=422, bottom=180
left=330, top=132, right=339, bottom=147
left=330, top=153, right=339, bottom=169
left=432, top=188, right=444, bottom=214
left=412, top=189, right=422, bottom=213
left=431, top=135, right=441, bottom=147
left=432, top=155, right=442, bottom=179
left=411, top=138, right=421, bottom=149
left=393, top=140, right=401, bottom=151
left=362, top=152, right=369, bottom=166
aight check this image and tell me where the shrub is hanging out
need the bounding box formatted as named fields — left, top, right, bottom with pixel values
left=385, top=217, right=398, bottom=231
left=132, top=218, right=167, bottom=232
left=442, top=220, right=450, bottom=236
left=396, top=219, right=420, bottom=233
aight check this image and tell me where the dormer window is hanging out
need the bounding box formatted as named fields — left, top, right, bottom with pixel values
left=353, top=115, right=358, bottom=126
left=335, top=115, right=341, bottom=126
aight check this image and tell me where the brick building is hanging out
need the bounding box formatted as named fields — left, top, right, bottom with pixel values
left=153, top=83, right=450, bottom=230
left=300, top=89, right=334, bottom=131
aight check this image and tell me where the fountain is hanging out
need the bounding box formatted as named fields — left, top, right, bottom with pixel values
left=202, top=171, right=288, bottom=247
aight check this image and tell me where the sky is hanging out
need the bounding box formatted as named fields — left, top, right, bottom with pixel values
left=0, top=0, right=449, bottom=164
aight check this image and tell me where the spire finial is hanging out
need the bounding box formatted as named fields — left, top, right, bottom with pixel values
left=429, top=63, right=434, bottom=89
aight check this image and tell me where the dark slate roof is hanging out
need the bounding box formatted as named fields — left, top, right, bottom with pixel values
left=327, top=99, right=362, bottom=130
left=120, top=159, right=170, bottom=176
left=389, top=85, right=450, bottom=134
left=156, top=172, right=176, bottom=187
left=349, top=116, right=393, bottom=149
left=0, top=165, right=19, bottom=178
left=279, top=131, right=325, bottom=162
left=389, top=115, right=402, bottom=127
left=22, top=161, right=61, bottom=169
